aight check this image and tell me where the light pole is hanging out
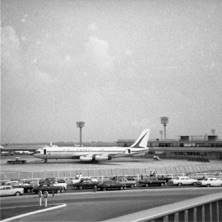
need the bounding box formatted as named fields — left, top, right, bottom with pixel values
left=211, top=129, right=215, bottom=135
left=160, top=130, right=163, bottom=141
left=160, top=117, right=169, bottom=140
left=76, top=121, right=85, bottom=147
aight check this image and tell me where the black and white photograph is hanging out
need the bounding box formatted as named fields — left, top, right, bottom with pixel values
left=1, top=0, right=222, bottom=221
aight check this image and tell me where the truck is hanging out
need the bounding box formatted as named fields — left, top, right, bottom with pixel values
left=7, top=157, right=27, bottom=164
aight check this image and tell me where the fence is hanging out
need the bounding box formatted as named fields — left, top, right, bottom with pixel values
left=1, top=162, right=222, bottom=181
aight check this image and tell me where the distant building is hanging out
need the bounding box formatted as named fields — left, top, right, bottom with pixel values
left=117, top=135, right=222, bottom=160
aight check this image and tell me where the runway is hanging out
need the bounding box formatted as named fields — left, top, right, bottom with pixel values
left=1, top=156, right=221, bottom=173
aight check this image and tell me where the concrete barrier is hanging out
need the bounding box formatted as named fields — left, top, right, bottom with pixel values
left=103, top=193, right=222, bottom=222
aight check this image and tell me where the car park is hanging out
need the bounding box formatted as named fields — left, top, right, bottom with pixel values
left=0, top=185, right=24, bottom=196
left=74, top=178, right=98, bottom=190
left=196, top=178, right=222, bottom=187
left=96, top=180, right=126, bottom=191
left=169, top=176, right=198, bottom=186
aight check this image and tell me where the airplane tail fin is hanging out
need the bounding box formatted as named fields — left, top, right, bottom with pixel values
left=130, top=129, right=150, bottom=148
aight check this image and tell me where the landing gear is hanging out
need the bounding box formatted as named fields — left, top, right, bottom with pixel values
left=44, top=159, right=47, bottom=163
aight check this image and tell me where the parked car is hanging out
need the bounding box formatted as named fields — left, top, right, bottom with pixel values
left=74, top=178, right=98, bottom=190
left=139, top=177, right=166, bottom=187
left=32, top=184, right=64, bottom=194
left=5, top=180, right=20, bottom=185
left=216, top=178, right=222, bottom=186
left=111, top=176, right=136, bottom=188
left=9, top=182, right=34, bottom=193
left=156, top=175, right=172, bottom=182
left=197, top=178, right=222, bottom=187
left=72, top=176, right=98, bottom=186
left=0, top=185, right=24, bottom=196
left=52, top=179, right=67, bottom=190
left=29, top=179, right=40, bottom=187
left=169, top=176, right=198, bottom=186
left=96, top=180, right=126, bottom=191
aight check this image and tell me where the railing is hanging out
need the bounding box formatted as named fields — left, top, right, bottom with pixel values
left=105, top=193, right=222, bottom=222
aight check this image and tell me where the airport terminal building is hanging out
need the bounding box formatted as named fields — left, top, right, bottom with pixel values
left=117, top=135, right=222, bottom=160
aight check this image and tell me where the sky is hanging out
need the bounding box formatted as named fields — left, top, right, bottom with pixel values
left=1, top=0, right=222, bottom=143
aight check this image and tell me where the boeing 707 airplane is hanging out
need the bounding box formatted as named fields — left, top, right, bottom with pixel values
left=33, top=129, right=150, bottom=163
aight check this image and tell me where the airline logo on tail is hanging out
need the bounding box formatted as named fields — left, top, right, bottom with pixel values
left=130, top=129, right=150, bottom=148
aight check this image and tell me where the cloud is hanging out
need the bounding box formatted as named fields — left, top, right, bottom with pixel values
left=85, top=36, right=115, bottom=72
left=88, top=23, right=97, bottom=32
left=1, top=26, right=60, bottom=87
left=1, top=26, right=22, bottom=73
left=125, top=49, right=132, bottom=56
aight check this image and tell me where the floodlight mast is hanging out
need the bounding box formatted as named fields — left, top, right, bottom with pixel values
left=160, top=130, right=163, bottom=141
left=160, top=117, right=169, bottom=140
left=76, top=121, right=85, bottom=147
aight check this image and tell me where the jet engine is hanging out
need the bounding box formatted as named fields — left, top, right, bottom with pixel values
left=79, top=156, right=93, bottom=162
left=94, top=155, right=111, bottom=161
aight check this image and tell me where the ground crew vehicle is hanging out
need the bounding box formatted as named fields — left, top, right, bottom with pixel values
left=7, top=157, right=27, bottom=164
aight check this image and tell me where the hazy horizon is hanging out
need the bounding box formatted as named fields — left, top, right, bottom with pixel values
left=1, top=0, right=222, bottom=143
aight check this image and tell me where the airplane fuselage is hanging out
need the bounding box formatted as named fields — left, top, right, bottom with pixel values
left=34, top=146, right=148, bottom=161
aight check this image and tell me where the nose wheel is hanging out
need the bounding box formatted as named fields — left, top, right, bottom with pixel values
left=44, top=159, right=48, bottom=163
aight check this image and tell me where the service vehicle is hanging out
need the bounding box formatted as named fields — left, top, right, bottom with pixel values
left=169, top=176, right=198, bottom=186
left=196, top=178, right=222, bottom=187
left=96, top=180, right=126, bottom=191
left=7, top=157, right=27, bottom=164
left=0, top=185, right=24, bottom=196
left=139, top=177, right=166, bottom=187
left=32, top=184, right=65, bottom=194
left=74, top=178, right=98, bottom=190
